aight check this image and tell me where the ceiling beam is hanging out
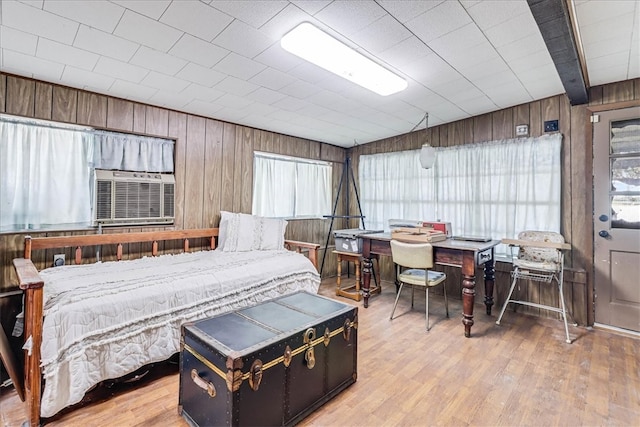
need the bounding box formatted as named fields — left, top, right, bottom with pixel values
left=528, top=0, right=589, bottom=105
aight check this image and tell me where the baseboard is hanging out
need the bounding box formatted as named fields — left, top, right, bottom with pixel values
left=593, top=323, right=640, bottom=339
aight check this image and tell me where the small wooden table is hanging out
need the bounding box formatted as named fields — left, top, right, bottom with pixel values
left=359, top=233, right=499, bottom=338
left=333, top=250, right=362, bottom=301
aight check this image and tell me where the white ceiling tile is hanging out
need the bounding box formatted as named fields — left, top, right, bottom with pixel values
left=175, top=62, right=226, bottom=87
left=242, top=102, right=280, bottom=117
left=2, top=48, right=64, bottom=80
left=160, top=1, right=232, bottom=42
left=182, top=99, right=223, bottom=118
left=36, top=38, right=99, bottom=71
left=405, top=1, right=472, bottom=43
left=141, top=71, right=191, bottom=93
left=376, top=0, right=444, bottom=24
left=109, top=79, right=155, bottom=101
left=74, top=25, right=138, bottom=62
left=214, top=76, right=260, bottom=96
left=114, top=9, right=183, bottom=52
left=575, top=0, right=637, bottom=27
left=179, top=83, right=224, bottom=102
left=464, top=0, right=530, bottom=30
left=444, top=42, right=501, bottom=71
left=94, top=56, right=148, bottom=83
left=1, top=1, right=78, bottom=44
left=507, top=50, right=553, bottom=74
left=129, top=46, right=187, bottom=76
left=483, top=11, right=538, bottom=48
left=431, top=78, right=484, bottom=103
left=0, top=25, right=38, bottom=55
left=149, top=89, right=192, bottom=108
left=458, top=56, right=510, bottom=81
left=258, top=3, right=316, bottom=40
left=168, top=34, right=229, bottom=68
left=249, top=67, right=296, bottom=91
left=497, top=33, right=548, bottom=62
left=286, top=61, right=333, bottom=84
left=208, top=1, right=288, bottom=28
left=254, top=44, right=303, bottom=72
left=214, top=53, right=266, bottom=80
left=60, top=66, right=114, bottom=91
left=429, top=24, right=485, bottom=56
left=290, top=0, right=333, bottom=17
left=456, top=96, right=497, bottom=116
left=110, top=0, right=171, bottom=20
left=278, top=80, right=321, bottom=99
left=579, top=14, right=635, bottom=45
left=215, top=93, right=254, bottom=109
left=43, top=0, right=124, bottom=33
left=244, top=87, right=288, bottom=104
left=212, top=19, right=275, bottom=58
left=314, top=0, right=386, bottom=36
left=350, top=14, right=412, bottom=55
left=17, top=1, right=43, bottom=8
left=272, top=95, right=309, bottom=112
left=378, top=36, right=434, bottom=68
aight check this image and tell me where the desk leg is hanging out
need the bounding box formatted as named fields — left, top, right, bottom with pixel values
left=461, top=252, right=476, bottom=338
left=484, top=259, right=495, bottom=315
left=362, top=258, right=372, bottom=308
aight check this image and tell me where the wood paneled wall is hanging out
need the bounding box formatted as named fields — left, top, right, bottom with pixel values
left=349, top=78, right=640, bottom=326
left=0, top=72, right=346, bottom=300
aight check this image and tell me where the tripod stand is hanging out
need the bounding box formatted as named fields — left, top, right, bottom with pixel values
left=320, top=156, right=365, bottom=275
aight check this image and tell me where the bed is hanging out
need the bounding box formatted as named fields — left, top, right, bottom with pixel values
left=12, top=221, right=320, bottom=425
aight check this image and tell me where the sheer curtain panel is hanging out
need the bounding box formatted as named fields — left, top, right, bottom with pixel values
left=359, top=134, right=562, bottom=257
left=0, top=120, right=94, bottom=231
left=252, top=152, right=332, bottom=218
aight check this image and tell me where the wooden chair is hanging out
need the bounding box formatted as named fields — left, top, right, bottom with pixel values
left=389, top=240, right=448, bottom=331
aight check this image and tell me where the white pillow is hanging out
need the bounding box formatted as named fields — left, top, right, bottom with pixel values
left=257, top=216, right=288, bottom=250
left=219, top=212, right=287, bottom=252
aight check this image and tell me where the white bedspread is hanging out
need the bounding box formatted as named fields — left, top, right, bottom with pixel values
left=37, top=249, right=320, bottom=418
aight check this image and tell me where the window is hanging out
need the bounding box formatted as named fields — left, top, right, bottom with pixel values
left=0, top=115, right=174, bottom=232
left=252, top=152, right=332, bottom=218
left=359, top=134, right=562, bottom=257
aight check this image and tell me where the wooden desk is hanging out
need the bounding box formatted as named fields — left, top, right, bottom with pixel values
left=360, top=233, right=500, bottom=338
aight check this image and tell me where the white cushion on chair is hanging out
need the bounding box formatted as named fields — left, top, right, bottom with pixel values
left=398, top=269, right=446, bottom=287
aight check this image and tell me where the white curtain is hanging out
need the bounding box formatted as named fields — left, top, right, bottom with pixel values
left=0, top=120, right=94, bottom=231
left=252, top=152, right=332, bottom=218
left=359, top=134, right=562, bottom=257
left=93, top=131, right=174, bottom=173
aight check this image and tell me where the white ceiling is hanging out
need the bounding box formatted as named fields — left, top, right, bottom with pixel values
left=0, top=0, right=638, bottom=148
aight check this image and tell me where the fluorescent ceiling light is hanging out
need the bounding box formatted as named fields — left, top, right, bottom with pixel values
left=281, top=22, right=407, bottom=96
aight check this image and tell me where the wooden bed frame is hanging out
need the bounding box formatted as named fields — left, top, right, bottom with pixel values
left=12, top=228, right=320, bottom=426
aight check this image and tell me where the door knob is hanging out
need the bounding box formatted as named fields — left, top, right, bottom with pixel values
left=598, top=230, right=610, bottom=238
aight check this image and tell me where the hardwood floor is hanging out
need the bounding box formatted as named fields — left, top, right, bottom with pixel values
left=1, top=278, right=639, bottom=426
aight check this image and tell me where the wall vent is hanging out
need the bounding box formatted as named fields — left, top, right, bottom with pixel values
left=94, top=169, right=175, bottom=226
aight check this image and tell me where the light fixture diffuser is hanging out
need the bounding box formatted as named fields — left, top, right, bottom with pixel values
left=281, top=22, right=407, bottom=96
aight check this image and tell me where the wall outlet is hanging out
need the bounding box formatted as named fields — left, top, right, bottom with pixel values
left=516, top=124, right=529, bottom=136
left=53, top=254, right=65, bottom=267
left=544, top=120, right=559, bottom=132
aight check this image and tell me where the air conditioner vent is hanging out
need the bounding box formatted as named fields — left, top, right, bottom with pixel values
left=94, top=169, right=175, bottom=226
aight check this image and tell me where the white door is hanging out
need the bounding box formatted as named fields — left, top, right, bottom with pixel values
left=593, top=106, right=640, bottom=332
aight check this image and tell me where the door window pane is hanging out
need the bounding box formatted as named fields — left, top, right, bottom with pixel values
left=611, top=118, right=640, bottom=154
left=610, top=119, right=640, bottom=229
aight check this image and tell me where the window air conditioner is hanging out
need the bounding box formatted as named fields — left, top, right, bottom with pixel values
left=94, top=169, right=175, bottom=226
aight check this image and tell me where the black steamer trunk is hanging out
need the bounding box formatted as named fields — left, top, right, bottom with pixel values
left=179, top=291, right=358, bottom=426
